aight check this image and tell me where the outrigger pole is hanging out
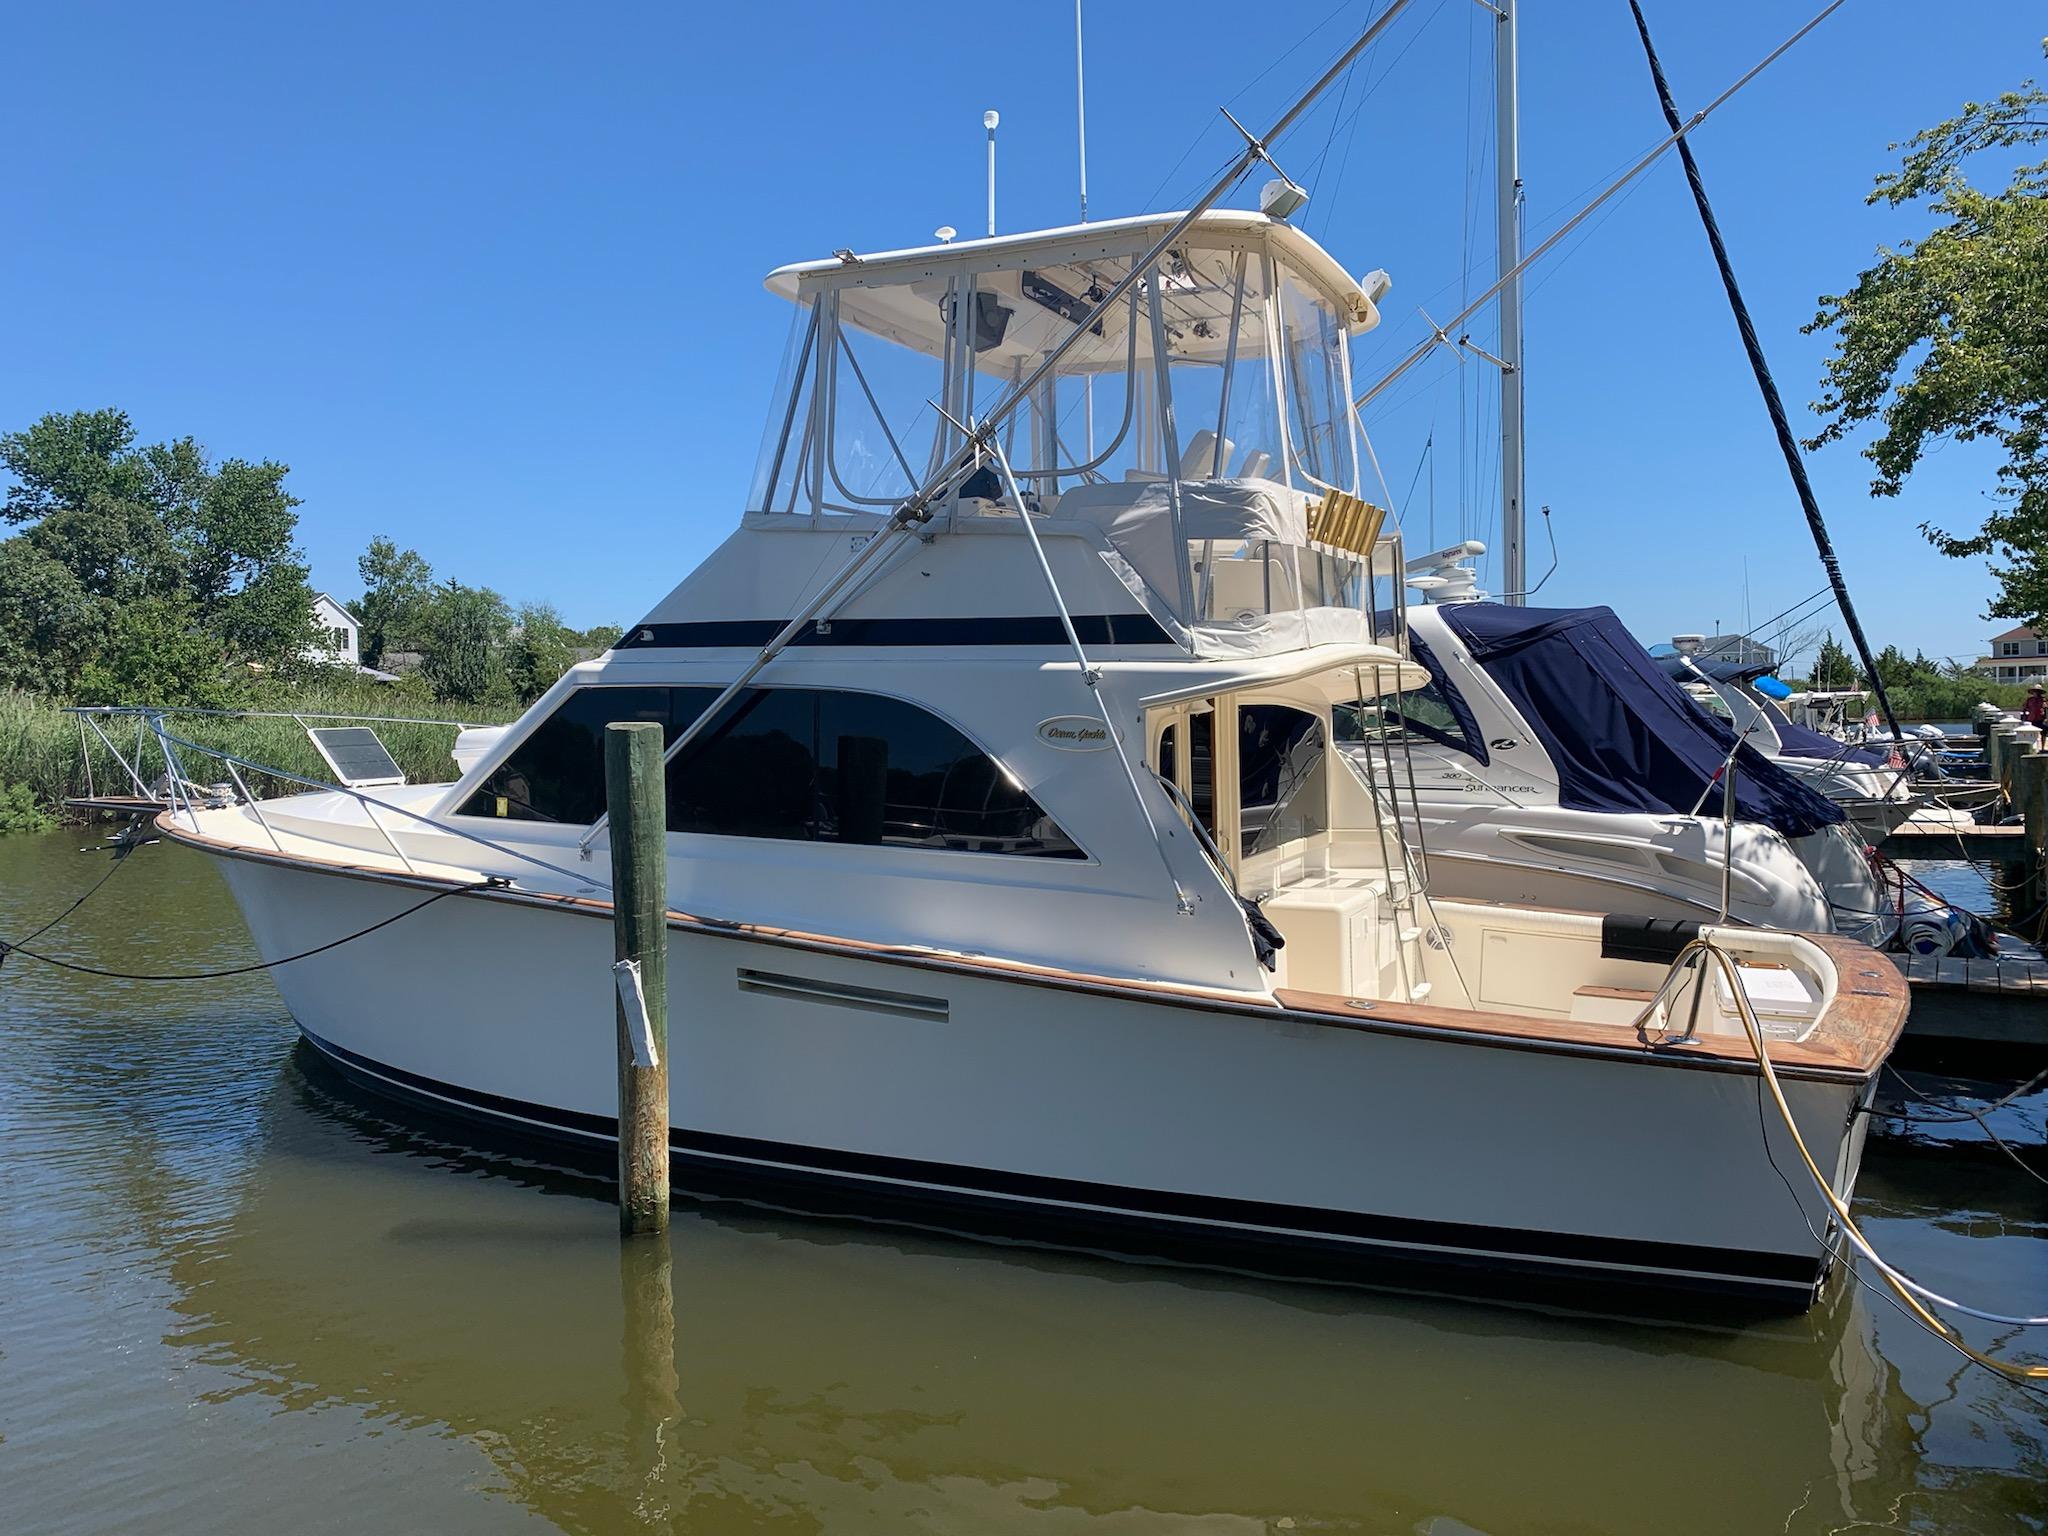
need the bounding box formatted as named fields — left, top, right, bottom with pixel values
left=576, top=0, right=1424, bottom=857
left=1622, top=0, right=1902, bottom=748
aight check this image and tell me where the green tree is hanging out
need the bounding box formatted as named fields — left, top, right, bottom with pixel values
left=355, top=535, right=436, bottom=667
left=0, top=408, right=317, bottom=692
left=0, top=539, right=101, bottom=692
left=421, top=583, right=511, bottom=704
left=580, top=622, right=625, bottom=653
left=505, top=602, right=578, bottom=702
left=1813, top=632, right=1857, bottom=688
left=1805, top=45, right=2048, bottom=622
left=73, top=596, right=238, bottom=708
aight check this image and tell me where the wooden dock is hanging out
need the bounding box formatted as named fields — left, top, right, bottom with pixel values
left=1881, top=821, right=2028, bottom=860
left=1893, top=948, right=2048, bottom=1069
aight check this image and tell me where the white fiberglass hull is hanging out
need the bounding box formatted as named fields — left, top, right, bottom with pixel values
left=198, top=844, right=1876, bottom=1310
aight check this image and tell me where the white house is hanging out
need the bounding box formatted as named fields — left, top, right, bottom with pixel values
left=1970, top=624, right=2048, bottom=685
left=306, top=592, right=361, bottom=666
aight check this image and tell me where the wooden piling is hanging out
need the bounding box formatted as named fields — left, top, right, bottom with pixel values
left=2017, top=750, right=2048, bottom=938
left=605, top=721, right=670, bottom=1236
left=1989, top=724, right=2017, bottom=798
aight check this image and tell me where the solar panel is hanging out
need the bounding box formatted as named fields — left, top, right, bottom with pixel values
left=306, top=726, right=407, bottom=788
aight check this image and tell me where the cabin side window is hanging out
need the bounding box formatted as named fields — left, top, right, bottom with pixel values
left=457, top=686, right=1083, bottom=858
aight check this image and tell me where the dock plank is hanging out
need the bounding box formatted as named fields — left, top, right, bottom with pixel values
left=1894, top=947, right=2048, bottom=1058
left=1882, top=823, right=2029, bottom=859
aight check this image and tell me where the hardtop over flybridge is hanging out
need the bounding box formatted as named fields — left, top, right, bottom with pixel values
left=144, top=193, right=1908, bottom=1310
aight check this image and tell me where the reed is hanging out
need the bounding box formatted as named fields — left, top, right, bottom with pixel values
left=0, top=686, right=523, bottom=825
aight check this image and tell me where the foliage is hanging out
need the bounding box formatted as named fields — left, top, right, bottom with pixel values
left=0, top=684, right=520, bottom=824
left=1793, top=637, right=2024, bottom=718
left=1805, top=45, right=2048, bottom=622
left=0, top=780, right=55, bottom=834
left=355, top=535, right=437, bottom=667
left=73, top=597, right=241, bottom=709
left=1811, top=633, right=1857, bottom=688
left=421, top=583, right=513, bottom=704
left=581, top=623, right=625, bottom=653
left=1, top=407, right=616, bottom=727
left=505, top=602, right=580, bottom=703
left=0, top=409, right=318, bottom=697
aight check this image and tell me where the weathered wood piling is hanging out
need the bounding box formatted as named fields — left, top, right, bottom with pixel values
left=2016, top=747, right=2048, bottom=938
left=605, top=720, right=670, bottom=1236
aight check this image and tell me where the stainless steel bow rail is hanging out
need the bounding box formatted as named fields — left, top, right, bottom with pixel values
left=63, top=705, right=611, bottom=895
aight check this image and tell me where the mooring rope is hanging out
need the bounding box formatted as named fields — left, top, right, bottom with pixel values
left=1634, top=936, right=2048, bottom=1387
left=0, top=875, right=506, bottom=983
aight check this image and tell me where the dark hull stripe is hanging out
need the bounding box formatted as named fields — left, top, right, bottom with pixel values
left=616, top=615, right=1177, bottom=650
left=299, top=1028, right=1824, bottom=1303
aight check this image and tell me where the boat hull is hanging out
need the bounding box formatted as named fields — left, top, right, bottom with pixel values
left=199, top=846, right=1875, bottom=1311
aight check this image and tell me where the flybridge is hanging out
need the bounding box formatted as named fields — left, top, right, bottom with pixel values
left=657, top=209, right=1406, bottom=662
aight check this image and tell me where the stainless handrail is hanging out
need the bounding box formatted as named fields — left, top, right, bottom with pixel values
left=136, top=714, right=610, bottom=893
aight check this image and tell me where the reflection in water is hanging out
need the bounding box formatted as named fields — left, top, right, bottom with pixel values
left=2, top=833, right=2044, bottom=1536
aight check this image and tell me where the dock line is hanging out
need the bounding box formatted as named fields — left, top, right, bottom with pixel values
left=0, top=875, right=507, bottom=983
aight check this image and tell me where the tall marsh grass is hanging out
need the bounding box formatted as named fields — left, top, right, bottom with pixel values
left=0, top=685, right=524, bottom=823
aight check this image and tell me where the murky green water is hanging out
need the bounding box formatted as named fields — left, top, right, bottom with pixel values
left=1, top=831, right=2043, bottom=1534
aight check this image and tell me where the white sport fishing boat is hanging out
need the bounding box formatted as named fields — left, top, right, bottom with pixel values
left=160, top=209, right=1905, bottom=1307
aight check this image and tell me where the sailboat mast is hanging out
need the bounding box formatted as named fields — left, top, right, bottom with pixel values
left=1494, top=0, right=1527, bottom=604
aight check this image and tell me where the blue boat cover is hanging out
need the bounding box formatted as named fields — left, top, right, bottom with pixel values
left=1755, top=699, right=1891, bottom=765
left=1440, top=604, right=1845, bottom=838
left=1651, top=654, right=1890, bottom=765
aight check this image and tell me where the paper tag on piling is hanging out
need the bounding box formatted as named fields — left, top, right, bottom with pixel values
left=612, top=958, right=659, bottom=1069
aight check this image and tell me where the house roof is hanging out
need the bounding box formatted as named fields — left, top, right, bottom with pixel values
left=1989, top=623, right=2037, bottom=642
left=312, top=591, right=361, bottom=626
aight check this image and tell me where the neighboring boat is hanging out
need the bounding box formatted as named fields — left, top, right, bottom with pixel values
left=158, top=212, right=1905, bottom=1307
left=1344, top=602, right=1904, bottom=948
left=1656, top=654, right=1922, bottom=842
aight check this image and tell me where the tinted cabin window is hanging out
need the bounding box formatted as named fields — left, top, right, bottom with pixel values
left=458, top=686, right=1082, bottom=858
left=1155, top=714, right=1217, bottom=837
left=1239, top=704, right=1327, bottom=858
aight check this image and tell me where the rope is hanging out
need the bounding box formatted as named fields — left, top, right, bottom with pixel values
left=1877, top=1064, right=2048, bottom=1188
left=0, top=877, right=505, bottom=982
left=0, top=846, right=139, bottom=979
left=1636, top=936, right=2048, bottom=1383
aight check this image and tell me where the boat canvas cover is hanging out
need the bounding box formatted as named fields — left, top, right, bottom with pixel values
left=1062, top=478, right=1369, bottom=657
left=1763, top=705, right=1890, bottom=766
left=1655, top=655, right=1889, bottom=766
left=1441, top=604, right=1845, bottom=838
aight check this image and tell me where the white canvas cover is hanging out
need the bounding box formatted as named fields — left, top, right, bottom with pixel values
left=1056, top=477, right=1369, bottom=658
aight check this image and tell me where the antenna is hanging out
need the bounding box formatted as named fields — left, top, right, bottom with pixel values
left=983, top=109, right=1000, bottom=236
left=1495, top=0, right=1526, bottom=605
left=1075, top=0, right=1089, bottom=222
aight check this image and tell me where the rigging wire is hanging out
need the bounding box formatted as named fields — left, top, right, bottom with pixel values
left=1871, top=1065, right=2048, bottom=1188
left=1623, top=0, right=1900, bottom=752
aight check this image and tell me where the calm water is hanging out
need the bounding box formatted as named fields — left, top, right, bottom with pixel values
left=1, top=831, right=2043, bottom=1535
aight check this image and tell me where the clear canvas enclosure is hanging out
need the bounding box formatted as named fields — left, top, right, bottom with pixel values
left=747, top=212, right=1401, bottom=656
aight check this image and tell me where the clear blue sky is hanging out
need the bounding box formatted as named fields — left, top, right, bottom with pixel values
left=2, top=2, right=2036, bottom=669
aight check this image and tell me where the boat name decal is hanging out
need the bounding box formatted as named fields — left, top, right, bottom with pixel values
left=1036, top=715, right=1114, bottom=751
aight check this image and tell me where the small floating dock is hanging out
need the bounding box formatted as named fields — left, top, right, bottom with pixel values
left=1882, top=822, right=2027, bottom=860
left=1892, top=947, right=2048, bottom=1070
